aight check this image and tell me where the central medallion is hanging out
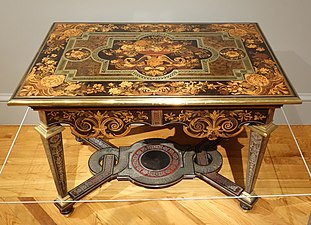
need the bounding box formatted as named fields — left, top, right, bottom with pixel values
left=96, top=34, right=213, bottom=78
left=141, top=150, right=171, bottom=170
left=56, top=31, right=253, bottom=82
left=131, top=143, right=181, bottom=178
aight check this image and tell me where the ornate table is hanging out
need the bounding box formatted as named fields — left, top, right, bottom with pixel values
left=8, top=23, right=301, bottom=214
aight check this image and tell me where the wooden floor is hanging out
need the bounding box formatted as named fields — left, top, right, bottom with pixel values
left=0, top=125, right=311, bottom=225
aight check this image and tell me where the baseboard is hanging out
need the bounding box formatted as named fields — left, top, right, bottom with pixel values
left=0, top=93, right=12, bottom=102
left=299, top=93, right=311, bottom=102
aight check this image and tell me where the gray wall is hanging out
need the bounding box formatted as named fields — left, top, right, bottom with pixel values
left=1, top=0, right=310, bottom=124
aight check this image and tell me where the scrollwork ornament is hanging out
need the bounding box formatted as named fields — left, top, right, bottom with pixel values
left=71, top=114, right=131, bottom=138
left=164, top=109, right=267, bottom=140
left=183, top=114, right=242, bottom=140
left=45, top=109, right=267, bottom=140
left=184, top=117, right=210, bottom=138
left=46, top=110, right=150, bottom=139
left=102, top=117, right=131, bottom=137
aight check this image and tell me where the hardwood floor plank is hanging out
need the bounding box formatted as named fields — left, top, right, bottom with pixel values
left=0, top=126, right=19, bottom=166
left=0, top=198, right=40, bottom=225
left=170, top=201, right=207, bottom=225
left=19, top=197, right=57, bottom=225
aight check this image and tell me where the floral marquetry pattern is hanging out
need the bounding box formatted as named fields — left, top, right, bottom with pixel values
left=14, top=23, right=295, bottom=99
left=46, top=110, right=150, bottom=138
left=65, top=48, right=91, bottom=61
left=163, top=109, right=268, bottom=140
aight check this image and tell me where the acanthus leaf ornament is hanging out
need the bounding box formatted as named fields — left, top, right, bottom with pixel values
left=46, top=110, right=150, bottom=139
left=163, top=109, right=268, bottom=140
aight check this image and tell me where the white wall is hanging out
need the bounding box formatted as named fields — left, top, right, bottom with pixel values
left=1, top=0, right=310, bottom=124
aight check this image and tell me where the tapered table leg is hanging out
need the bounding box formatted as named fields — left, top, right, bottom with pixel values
left=240, top=122, right=277, bottom=210
left=35, top=122, right=73, bottom=214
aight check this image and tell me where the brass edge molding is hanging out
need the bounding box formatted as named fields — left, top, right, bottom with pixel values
left=247, top=122, right=278, bottom=137
left=35, top=123, right=65, bottom=139
left=7, top=96, right=302, bottom=107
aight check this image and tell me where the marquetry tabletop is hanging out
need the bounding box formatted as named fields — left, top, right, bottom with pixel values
left=8, top=23, right=300, bottom=107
